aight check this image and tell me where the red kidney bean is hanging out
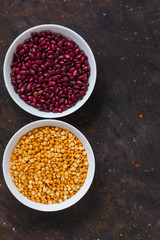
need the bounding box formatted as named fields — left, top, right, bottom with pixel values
left=26, top=83, right=33, bottom=92
left=31, top=32, right=37, bottom=38
left=66, top=41, right=74, bottom=48
left=24, top=56, right=30, bottom=61
left=74, top=84, right=81, bottom=89
left=31, top=102, right=36, bottom=107
left=29, top=77, right=34, bottom=82
left=19, top=49, right=25, bottom=56
left=41, top=52, right=45, bottom=60
left=33, top=97, right=38, bottom=104
left=19, top=70, right=26, bottom=75
left=52, top=97, right=56, bottom=103
left=86, top=72, right=90, bottom=77
left=47, top=55, right=54, bottom=60
left=64, top=54, right=70, bottom=59
left=36, top=60, right=43, bottom=66
left=20, top=86, right=26, bottom=93
left=58, top=107, right=62, bottom=113
left=37, top=90, right=42, bottom=95
left=39, top=37, right=45, bottom=43
left=55, top=88, right=60, bottom=95
left=77, top=80, right=83, bottom=86
left=60, top=105, right=67, bottom=111
left=58, top=90, right=63, bottom=96
left=15, top=67, right=20, bottom=74
left=69, top=67, right=75, bottom=73
left=63, top=88, right=67, bottom=94
left=55, top=36, right=61, bottom=42
left=39, top=40, right=46, bottom=46
left=52, top=108, right=58, bottom=113
left=30, top=69, right=35, bottom=75
left=81, top=56, right=85, bottom=63
left=44, top=73, right=51, bottom=78
left=41, top=64, right=47, bottom=70
left=51, top=75, right=59, bottom=81
left=81, top=86, right=88, bottom=91
left=16, top=74, right=21, bottom=80
left=39, top=98, right=45, bottom=103
left=25, top=62, right=31, bottom=68
left=68, top=100, right=74, bottom=105
left=75, top=48, right=80, bottom=55
left=17, top=44, right=23, bottom=51
left=49, top=81, right=56, bottom=86
left=20, top=94, right=27, bottom=101
left=76, top=94, right=83, bottom=99
left=70, top=81, right=76, bottom=86
left=66, top=104, right=71, bottom=108
left=32, top=48, right=37, bottom=55
left=55, top=102, right=59, bottom=108
left=53, top=59, right=58, bottom=65
left=44, top=30, right=51, bottom=35
left=61, top=71, right=67, bottom=77
left=55, top=64, right=61, bottom=69
left=21, top=76, right=26, bottom=81
left=45, top=93, right=50, bottom=99
left=58, top=40, right=63, bottom=47
left=83, top=74, right=88, bottom=81
left=55, top=69, right=61, bottom=74
left=56, top=48, right=63, bottom=54
left=70, top=52, right=76, bottom=57
left=71, top=94, right=76, bottom=101
left=59, top=60, right=65, bottom=65
left=28, top=96, right=34, bottom=102
left=48, top=106, right=53, bottom=111
left=36, top=52, right=41, bottom=59
left=51, top=44, right=55, bottom=51
left=30, top=53, right=36, bottom=59
left=80, top=91, right=86, bottom=96
left=76, top=54, right=82, bottom=59
left=21, top=65, right=27, bottom=70
left=62, top=65, right=67, bottom=72
left=83, top=66, right=90, bottom=71
left=73, top=69, right=78, bottom=76
left=75, top=63, right=81, bottom=69
left=59, top=98, right=64, bottom=104
left=32, top=85, right=36, bottom=92
left=35, top=83, right=41, bottom=89
left=74, top=89, right=80, bottom=94
left=50, top=92, right=54, bottom=98
left=42, top=44, right=48, bottom=49
left=58, top=55, right=64, bottom=60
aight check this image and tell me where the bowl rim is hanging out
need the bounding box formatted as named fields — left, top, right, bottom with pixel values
left=2, top=119, right=95, bottom=211
left=3, top=24, right=97, bottom=118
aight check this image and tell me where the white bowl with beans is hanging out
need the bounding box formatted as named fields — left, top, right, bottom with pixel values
left=3, top=24, right=97, bottom=118
left=2, top=119, right=95, bottom=211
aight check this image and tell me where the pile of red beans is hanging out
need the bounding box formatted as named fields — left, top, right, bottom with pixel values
left=10, top=31, right=90, bottom=113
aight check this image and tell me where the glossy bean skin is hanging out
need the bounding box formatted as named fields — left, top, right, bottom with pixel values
left=10, top=31, right=90, bottom=113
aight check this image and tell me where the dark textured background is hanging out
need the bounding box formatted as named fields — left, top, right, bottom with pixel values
left=1, top=0, right=160, bottom=239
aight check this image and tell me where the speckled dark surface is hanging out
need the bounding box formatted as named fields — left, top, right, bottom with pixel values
left=1, top=0, right=160, bottom=239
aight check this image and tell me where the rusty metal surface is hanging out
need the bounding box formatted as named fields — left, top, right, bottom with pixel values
left=1, top=0, right=160, bottom=239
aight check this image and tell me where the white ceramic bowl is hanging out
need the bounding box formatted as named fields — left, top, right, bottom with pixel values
left=3, top=24, right=97, bottom=118
left=2, top=119, right=95, bottom=211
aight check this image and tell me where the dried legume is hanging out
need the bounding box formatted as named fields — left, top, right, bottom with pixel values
left=10, top=31, right=90, bottom=113
left=10, top=126, right=89, bottom=204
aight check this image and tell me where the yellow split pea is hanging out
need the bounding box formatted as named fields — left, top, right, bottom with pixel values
left=10, top=126, right=89, bottom=204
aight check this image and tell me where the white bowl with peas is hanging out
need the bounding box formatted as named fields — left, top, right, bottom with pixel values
left=2, top=120, right=95, bottom=211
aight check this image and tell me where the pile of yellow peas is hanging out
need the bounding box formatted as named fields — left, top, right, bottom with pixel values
left=10, top=126, right=89, bottom=204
